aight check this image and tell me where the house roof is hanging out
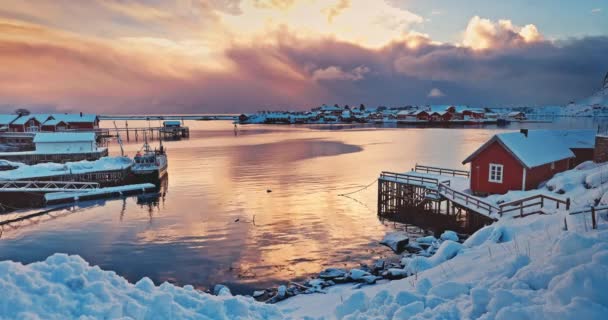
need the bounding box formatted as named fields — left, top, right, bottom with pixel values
left=42, top=119, right=67, bottom=126
left=52, top=113, right=98, bottom=123
left=33, top=132, right=96, bottom=143
left=462, top=130, right=576, bottom=169
left=0, top=114, right=19, bottom=125
left=11, top=115, right=37, bottom=125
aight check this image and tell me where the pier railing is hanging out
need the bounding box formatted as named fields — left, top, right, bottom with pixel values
left=379, top=172, right=449, bottom=188
left=437, top=183, right=499, bottom=216
left=414, top=164, right=470, bottom=178
left=0, top=180, right=100, bottom=192
left=498, top=194, right=570, bottom=217
left=569, top=205, right=608, bottom=230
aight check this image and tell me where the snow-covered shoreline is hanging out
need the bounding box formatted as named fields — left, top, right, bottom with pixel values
left=2, top=161, right=608, bottom=319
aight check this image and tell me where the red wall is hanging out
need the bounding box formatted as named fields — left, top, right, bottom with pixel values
left=68, top=122, right=96, bottom=130
left=571, top=148, right=594, bottom=168
left=525, top=158, right=570, bottom=189
left=470, top=141, right=524, bottom=195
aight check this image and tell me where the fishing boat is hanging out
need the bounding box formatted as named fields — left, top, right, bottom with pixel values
left=132, top=138, right=168, bottom=182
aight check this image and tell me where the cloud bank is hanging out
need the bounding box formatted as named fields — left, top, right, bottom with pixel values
left=0, top=1, right=607, bottom=113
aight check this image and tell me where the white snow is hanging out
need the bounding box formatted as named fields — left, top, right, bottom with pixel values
left=0, top=254, right=281, bottom=319
left=3, top=163, right=608, bottom=319
left=33, top=132, right=96, bottom=143
left=0, top=157, right=133, bottom=180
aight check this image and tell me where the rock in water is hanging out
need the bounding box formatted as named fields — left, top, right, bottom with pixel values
left=213, top=284, right=232, bottom=296
left=319, top=268, right=347, bottom=280
left=380, top=232, right=410, bottom=253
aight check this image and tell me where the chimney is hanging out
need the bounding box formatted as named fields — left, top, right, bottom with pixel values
left=520, top=129, right=528, bottom=138
left=80, top=112, right=83, bottom=117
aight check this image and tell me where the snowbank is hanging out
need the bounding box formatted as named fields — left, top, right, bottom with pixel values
left=280, top=213, right=608, bottom=319
left=0, top=157, right=133, bottom=180
left=0, top=254, right=282, bottom=319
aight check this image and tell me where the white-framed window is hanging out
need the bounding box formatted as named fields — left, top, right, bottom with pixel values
left=489, top=163, right=504, bottom=183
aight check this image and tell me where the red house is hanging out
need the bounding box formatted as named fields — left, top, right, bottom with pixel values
left=41, top=119, right=69, bottom=132
left=9, top=116, right=42, bottom=132
left=412, top=110, right=430, bottom=121
left=463, top=130, right=576, bottom=195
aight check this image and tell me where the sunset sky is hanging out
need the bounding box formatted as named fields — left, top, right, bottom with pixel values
left=1, top=0, right=607, bottom=113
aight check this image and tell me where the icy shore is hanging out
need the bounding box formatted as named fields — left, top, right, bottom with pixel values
left=2, top=161, right=608, bottom=319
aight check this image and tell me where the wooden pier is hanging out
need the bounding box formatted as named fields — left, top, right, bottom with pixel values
left=104, top=125, right=190, bottom=141
left=378, top=165, right=572, bottom=234
left=377, top=166, right=497, bottom=234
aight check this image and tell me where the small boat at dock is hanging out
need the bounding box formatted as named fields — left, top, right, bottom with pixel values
left=132, top=139, right=168, bottom=182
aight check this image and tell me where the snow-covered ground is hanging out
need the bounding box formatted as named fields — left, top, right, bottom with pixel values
left=0, top=157, right=133, bottom=180
left=2, top=162, right=608, bottom=319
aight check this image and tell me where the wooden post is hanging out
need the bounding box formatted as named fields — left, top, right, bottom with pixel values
left=125, top=121, right=130, bottom=141
left=520, top=202, right=524, bottom=217
left=591, top=207, right=597, bottom=230
left=564, top=217, right=568, bottom=231
left=566, top=198, right=570, bottom=210
left=540, top=197, right=544, bottom=208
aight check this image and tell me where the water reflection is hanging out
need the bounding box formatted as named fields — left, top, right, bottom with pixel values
left=0, top=119, right=605, bottom=294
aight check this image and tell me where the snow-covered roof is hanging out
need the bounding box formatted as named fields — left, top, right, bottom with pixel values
left=319, top=105, right=342, bottom=111
left=463, top=130, right=576, bottom=169
left=507, top=111, right=525, bottom=116
left=33, top=132, right=96, bottom=143
left=0, top=114, right=19, bottom=125
left=52, top=113, right=98, bottom=123
left=42, top=119, right=67, bottom=126
left=11, top=115, right=38, bottom=125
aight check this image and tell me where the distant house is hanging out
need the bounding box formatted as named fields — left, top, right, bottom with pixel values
left=411, top=110, right=430, bottom=121
left=462, top=130, right=582, bottom=195
left=41, top=119, right=68, bottom=132
left=53, top=113, right=99, bottom=130
left=507, top=111, right=526, bottom=120
left=33, top=132, right=97, bottom=154
left=10, top=115, right=42, bottom=132
left=0, top=114, right=19, bottom=132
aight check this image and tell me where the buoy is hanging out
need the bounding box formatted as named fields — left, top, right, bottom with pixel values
left=266, top=189, right=272, bottom=193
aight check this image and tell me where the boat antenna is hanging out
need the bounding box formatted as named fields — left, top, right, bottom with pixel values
left=113, top=121, right=124, bottom=157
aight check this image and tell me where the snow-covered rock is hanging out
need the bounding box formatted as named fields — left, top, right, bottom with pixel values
left=440, top=230, right=459, bottom=242
left=379, top=231, right=409, bottom=253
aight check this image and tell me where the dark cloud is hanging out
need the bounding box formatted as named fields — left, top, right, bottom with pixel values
left=1, top=17, right=607, bottom=113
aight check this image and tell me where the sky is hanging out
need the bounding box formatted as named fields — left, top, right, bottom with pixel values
left=0, top=0, right=607, bottom=114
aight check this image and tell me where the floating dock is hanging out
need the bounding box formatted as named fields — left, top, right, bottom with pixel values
left=44, top=183, right=156, bottom=205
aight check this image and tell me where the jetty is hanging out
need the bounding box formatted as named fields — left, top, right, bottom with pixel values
left=108, top=122, right=190, bottom=141
left=377, top=164, right=570, bottom=234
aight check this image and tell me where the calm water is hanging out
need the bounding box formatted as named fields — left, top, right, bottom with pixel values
left=0, top=118, right=602, bottom=294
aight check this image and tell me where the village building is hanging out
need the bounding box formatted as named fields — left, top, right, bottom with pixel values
left=41, top=119, right=68, bottom=132
left=0, top=114, right=19, bottom=132
left=10, top=115, right=43, bottom=132
left=462, top=130, right=595, bottom=195
left=33, top=132, right=97, bottom=154
left=507, top=111, right=526, bottom=120
left=52, top=113, right=99, bottom=130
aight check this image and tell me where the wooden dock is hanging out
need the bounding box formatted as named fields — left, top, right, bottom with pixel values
left=378, top=166, right=496, bottom=234
left=102, top=125, right=189, bottom=141
left=378, top=164, right=571, bottom=234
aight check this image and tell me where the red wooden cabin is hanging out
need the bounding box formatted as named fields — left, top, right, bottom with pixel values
left=463, top=130, right=576, bottom=195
